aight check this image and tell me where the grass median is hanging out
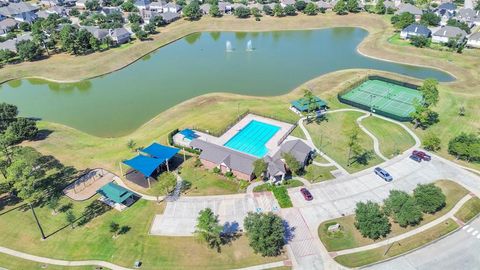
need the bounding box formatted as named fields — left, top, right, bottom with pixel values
left=454, top=196, right=480, bottom=223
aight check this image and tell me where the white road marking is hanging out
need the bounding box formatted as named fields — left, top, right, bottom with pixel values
left=476, top=234, right=480, bottom=239
left=463, top=225, right=470, bottom=230
left=472, top=230, right=478, bottom=236
left=467, top=228, right=474, bottom=233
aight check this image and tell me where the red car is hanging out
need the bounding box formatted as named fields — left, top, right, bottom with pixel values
left=300, top=188, right=313, bottom=201
left=413, top=150, right=432, bottom=161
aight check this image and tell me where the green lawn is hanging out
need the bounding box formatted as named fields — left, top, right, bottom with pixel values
left=318, top=180, right=468, bottom=251
left=454, top=197, right=480, bottom=223
left=361, top=116, right=416, bottom=158
left=302, top=165, right=336, bottom=183
left=0, top=253, right=92, bottom=270
left=179, top=158, right=247, bottom=196
left=253, top=180, right=304, bottom=192
left=0, top=198, right=286, bottom=270
left=334, top=218, right=458, bottom=267
left=387, top=33, right=411, bottom=47
left=304, top=111, right=383, bottom=173
left=290, top=125, right=307, bottom=140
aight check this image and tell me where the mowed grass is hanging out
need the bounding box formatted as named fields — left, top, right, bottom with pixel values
left=318, top=180, right=468, bottom=251
left=179, top=158, right=246, bottom=196
left=304, top=111, right=383, bottom=173
left=334, top=218, right=459, bottom=267
left=0, top=199, right=286, bottom=270
left=454, top=197, right=480, bottom=223
left=361, top=116, right=416, bottom=158
left=0, top=253, right=92, bottom=270
left=302, top=165, right=336, bottom=183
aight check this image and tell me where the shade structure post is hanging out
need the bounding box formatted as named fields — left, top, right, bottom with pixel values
left=166, top=158, right=170, bottom=172
left=119, top=161, right=124, bottom=176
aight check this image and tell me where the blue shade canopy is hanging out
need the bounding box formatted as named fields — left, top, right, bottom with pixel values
left=290, top=97, right=328, bottom=112
left=141, top=143, right=179, bottom=160
left=179, top=129, right=198, bottom=140
left=98, top=182, right=133, bottom=204
left=123, top=155, right=164, bottom=177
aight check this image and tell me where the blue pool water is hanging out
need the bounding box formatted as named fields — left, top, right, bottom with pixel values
left=224, top=120, right=281, bottom=158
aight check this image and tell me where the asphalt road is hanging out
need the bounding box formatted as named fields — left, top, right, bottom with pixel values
left=364, top=217, right=480, bottom=270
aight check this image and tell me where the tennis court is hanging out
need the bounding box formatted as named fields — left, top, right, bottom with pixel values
left=340, top=79, right=423, bottom=119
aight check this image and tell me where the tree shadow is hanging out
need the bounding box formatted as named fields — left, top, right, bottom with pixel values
left=221, top=221, right=241, bottom=246
left=283, top=220, right=295, bottom=243
left=32, top=129, right=53, bottom=141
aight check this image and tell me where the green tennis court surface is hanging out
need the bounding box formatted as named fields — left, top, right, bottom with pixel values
left=341, top=79, right=423, bottom=118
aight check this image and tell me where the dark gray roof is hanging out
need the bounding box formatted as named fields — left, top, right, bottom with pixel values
left=396, top=3, right=423, bottom=16
left=384, top=1, right=395, bottom=9
left=134, top=0, right=150, bottom=7
left=316, top=1, right=332, bottom=9
left=110, top=27, right=130, bottom=38
left=264, top=155, right=286, bottom=176
left=0, top=18, right=17, bottom=30
left=433, top=25, right=467, bottom=38
left=402, top=23, right=431, bottom=36
left=457, top=8, right=479, bottom=22
left=273, top=139, right=312, bottom=164
left=0, top=32, right=32, bottom=52
left=82, top=26, right=109, bottom=39
left=200, top=3, right=210, bottom=13
left=190, top=139, right=257, bottom=175
left=160, top=11, right=180, bottom=21
left=438, top=2, right=456, bottom=11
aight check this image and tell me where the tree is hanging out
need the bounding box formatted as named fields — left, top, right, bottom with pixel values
left=475, top=0, right=480, bottom=11
left=251, top=7, right=262, bottom=19
left=253, top=159, right=268, bottom=179
left=66, top=210, right=76, bottom=228
left=47, top=196, right=60, bottom=214
left=448, top=133, right=480, bottom=162
left=304, top=2, right=318, bottom=15
left=423, top=132, right=441, bottom=151
left=5, top=118, right=38, bottom=144
left=183, top=1, right=202, bottom=20
left=85, top=0, right=100, bottom=10
left=420, top=12, right=440, bottom=26
left=384, top=190, right=422, bottom=227
left=0, top=103, right=18, bottom=133
left=410, top=102, right=439, bottom=129
left=419, top=79, right=439, bottom=107
left=19, top=22, right=31, bottom=32
left=333, top=0, right=347, bottom=14
left=195, top=208, right=223, bottom=251
left=153, top=172, right=177, bottom=196
left=295, top=0, right=307, bottom=11
left=410, top=35, right=430, bottom=48
left=121, top=0, right=137, bottom=12
left=16, top=40, right=42, bottom=61
left=128, top=13, right=143, bottom=24
left=144, top=22, right=157, bottom=34
left=391, top=12, right=415, bottom=29
left=375, top=0, right=386, bottom=14
left=282, top=152, right=301, bottom=175
left=131, top=23, right=148, bottom=40
left=209, top=4, right=222, bottom=17
left=70, top=8, right=80, bottom=16
left=303, top=89, right=319, bottom=120
left=414, top=184, right=446, bottom=214
left=243, top=212, right=285, bottom=256
left=59, top=25, right=78, bottom=53
left=346, top=0, right=359, bottom=12
left=234, top=6, right=251, bottom=18
left=273, top=3, right=285, bottom=17
left=284, top=4, right=297, bottom=15
left=110, top=221, right=120, bottom=236
left=0, top=49, right=15, bottom=63
left=354, top=201, right=391, bottom=239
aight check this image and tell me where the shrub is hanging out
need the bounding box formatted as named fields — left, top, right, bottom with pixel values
left=271, top=186, right=292, bottom=208
left=225, top=171, right=234, bottom=178
left=413, top=183, right=446, bottom=214
left=212, top=167, right=221, bottom=174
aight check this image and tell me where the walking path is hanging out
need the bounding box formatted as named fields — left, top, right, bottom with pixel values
left=231, top=260, right=289, bottom=270
left=356, top=113, right=388, bottom=161
left=0, top=247, right=132, bottom=270
left=334, top=194, right=473, bottom=256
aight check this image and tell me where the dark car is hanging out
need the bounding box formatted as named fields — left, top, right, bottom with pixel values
left=374, top=167, right=393, bottom=182
left=413, top=150, right=431, bottom=161
left=409, top=154, right=422, bottom=162
left=300, top=188, right=313, bottom=201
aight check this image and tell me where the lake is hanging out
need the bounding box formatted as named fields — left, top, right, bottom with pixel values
left=0, top=28, right=454, bottom=137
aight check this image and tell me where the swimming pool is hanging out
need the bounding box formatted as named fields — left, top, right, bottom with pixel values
left=224, top=120, right=281, bottom=158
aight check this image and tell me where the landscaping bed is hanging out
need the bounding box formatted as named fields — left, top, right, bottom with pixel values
left=253, top=180, right=304, bottom=193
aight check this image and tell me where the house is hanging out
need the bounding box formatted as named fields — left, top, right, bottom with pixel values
left=101, top=6, right=122, bottom=16
left=218, top=1, right=231, bottom=14
left=395, top=3, right=423, bottom=20
left=199, top=3, right=210, bottom=14
left=83, top=25, right=109, bottom=40
left=46, top=6, right=68, bottom=16
left=280, top=0, right=295, bottom=8
left=0, top=2, right=39, bottom=23
left=190, top=139, right=257, bottom=181
left=268, top=139, right=312, bottom=181
left=467, top=32, right=480, bottom=48
left=160, top=11, right=180, bottom=23
left=75, top=0, right=86, bottom=8
left=150, top=0, right=166, bottom=12
left=432, top=25, right=467, bottom=43
left=383, top=0, right=395, bottom=10
left=436, top=2, right=456, bottom=17
left=162, top=2, right=180, bottom=13
left=141, top=9, right=159, bottom=23
left=316, top=1, right=332, bottom=9
left=134, top=0, right=150, bottom=10
left=0, top=32, right=32, bottom=52
left=109, top=27, right=130, bottom=44
left=0, top=17, right=16, bottom=35
left=231, top=3, right=246, bottom=10
left=456, top=8, right=480, bottom=27
left=400, top=23, right=431, bottom=39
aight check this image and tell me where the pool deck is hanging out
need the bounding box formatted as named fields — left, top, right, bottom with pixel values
left=193, top=114, right=295, bottom=157
left=63, top=169, right=119, bottom=201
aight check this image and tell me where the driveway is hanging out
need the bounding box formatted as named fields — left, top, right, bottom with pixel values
left=364, top=216, right=480, bottom=270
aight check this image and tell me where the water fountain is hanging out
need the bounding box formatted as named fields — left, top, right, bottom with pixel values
left=246, top=40, right=253, bottom=51
left=226, top=40, right=233, bottom=52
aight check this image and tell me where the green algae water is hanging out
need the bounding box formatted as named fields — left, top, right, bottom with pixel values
left=0, top=28, right=454, bottom=137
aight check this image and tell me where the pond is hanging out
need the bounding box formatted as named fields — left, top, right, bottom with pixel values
left=0, top=28, right=454, bottom=137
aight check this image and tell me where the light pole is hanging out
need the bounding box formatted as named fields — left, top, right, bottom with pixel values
left=370, top=94, right=375, bottom=115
